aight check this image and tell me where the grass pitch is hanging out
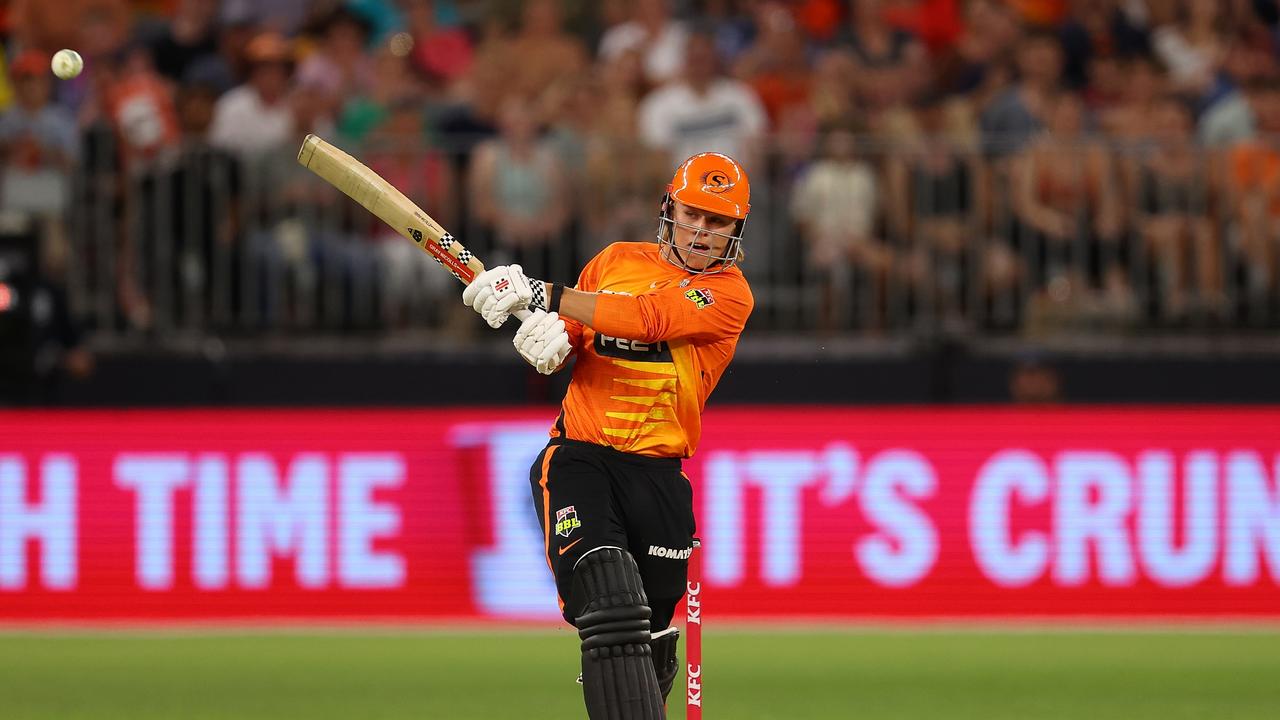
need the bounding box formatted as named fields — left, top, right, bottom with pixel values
left=1, top=626, right=1278, bottom=719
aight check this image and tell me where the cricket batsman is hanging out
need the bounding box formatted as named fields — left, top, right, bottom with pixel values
left=462, top=152, right=754, bottom=719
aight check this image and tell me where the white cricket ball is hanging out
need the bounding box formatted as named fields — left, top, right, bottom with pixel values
left=51, top=49, right=84, bottom=80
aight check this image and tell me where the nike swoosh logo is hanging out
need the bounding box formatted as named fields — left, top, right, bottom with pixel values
left=558, top=538, right=584, bottom=556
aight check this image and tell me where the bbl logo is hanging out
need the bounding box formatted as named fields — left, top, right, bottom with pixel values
left=684, top=288, right=715, bottom=309
left=555, top=506, right=581, bottom=537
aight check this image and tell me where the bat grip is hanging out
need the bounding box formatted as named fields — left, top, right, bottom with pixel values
left=514, top=309, right=533, bottom=321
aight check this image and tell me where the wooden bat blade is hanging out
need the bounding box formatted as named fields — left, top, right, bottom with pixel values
left=297, top=133, right=483, bottom=285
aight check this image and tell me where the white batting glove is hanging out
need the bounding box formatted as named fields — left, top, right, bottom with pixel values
left=513, top=309, right=572, bottom=375
left=462, top=264, right=544, bottom=328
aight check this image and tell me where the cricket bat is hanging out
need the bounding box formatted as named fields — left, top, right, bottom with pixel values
left=296, top=134, right=530, bottom=319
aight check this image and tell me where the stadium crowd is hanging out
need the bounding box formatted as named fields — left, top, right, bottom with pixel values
left=4, top=0, right=1280, bottom=341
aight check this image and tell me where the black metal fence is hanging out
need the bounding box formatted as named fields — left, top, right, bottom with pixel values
left=34, top=131, right=1280, bottom=348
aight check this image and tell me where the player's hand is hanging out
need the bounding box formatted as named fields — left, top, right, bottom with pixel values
left=462, top=264, right=540, bottom=328
left=513, top=309, right=571, bottom=374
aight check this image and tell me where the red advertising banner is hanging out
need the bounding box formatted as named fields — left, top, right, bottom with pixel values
left=1, top=408, right=1278, bottom=621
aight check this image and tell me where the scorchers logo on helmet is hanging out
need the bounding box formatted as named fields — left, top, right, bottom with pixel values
left=701, top=170, right=735, bottom=194
left=657, top=152, right=752, bottom=274
left=669, top=152, right=751, bottom=220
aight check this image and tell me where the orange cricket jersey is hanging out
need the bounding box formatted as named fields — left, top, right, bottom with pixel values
left=551, top=242, right=754, bottom=459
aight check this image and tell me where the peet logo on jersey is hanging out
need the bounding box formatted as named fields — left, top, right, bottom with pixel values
left=555, top=506, right=581, bottom=537
left=649, top=544, right=694, bottom=560
left=684, top=288, right=714, bottom=309
left=594, top=333, right=673, bottom=362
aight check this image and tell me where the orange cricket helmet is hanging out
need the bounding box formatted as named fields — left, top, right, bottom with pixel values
left=657, top=152, right=751, bottom=274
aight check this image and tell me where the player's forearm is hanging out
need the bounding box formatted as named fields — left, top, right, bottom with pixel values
left=545, top=283, right=668, bottom=342
left=546, top=283, right=597, bottom=327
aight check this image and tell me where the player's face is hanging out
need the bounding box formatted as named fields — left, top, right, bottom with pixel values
left=670, top=201, right=737, bottom=271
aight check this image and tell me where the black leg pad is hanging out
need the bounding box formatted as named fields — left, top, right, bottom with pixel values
left=571, top=548, right=665, bottom=719
left=581, top=643, right=666, bottom=719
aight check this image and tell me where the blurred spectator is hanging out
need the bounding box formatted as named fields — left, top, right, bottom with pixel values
left=599, top=0, right=689, bottom=85
left=887, top=94, right=987, bottom=323
left=880, top=0, right=965, bottom=55
left=932, top=0, right=1021, bottom=99
left=809, top=48, right=859, bottom=129
left=401, top=0, right=474, bottom=97
left=1225, top=77, right=1280, bottom=315
left=208, top=32, right=334, bottom=328
left=0, top=51, right=78, bottom=276
left=790, top=125, right=889, bottom=329
left=1199, top=83, right=1256, bottom=147
left=734, top=3, right=818, bottom=169
left=296, top=6, right=377, bottom=120
left=133, top=81, right=244, bottom=330
left=181, top=15, right=259, bottom=94
left=336, top=45, right=423, bottom=143
left=1011, top=91, right=1124, bottom=294
left=290, top=73, right=339, bottom=142
left=221, top=0, right=310, bottom=36
left=734, top=3, right=813, bottom=126
left=579, top=52, right=670, bottom=252
left=1224, top=0, right=1280, bottom=79
left=510, top=0, right=589, bottom=120
left=597, top=0, right=634, bottom=37
left=145, top=0, right=222, bottom=85
left=10, top=0, right=130, bottom=57
left=794, top=0, right=844, bottom=44
left=980, top=28, right=1063, bottom=158
left=105, top=42, right=186, bottom=331
left=832, top=0, right=929, bottom=112
left=366, top=98, right=457, bottom=326
left=209, top=32, right=296, bottom=159
left=1151, top=0, right=1229, bottom=101
left=1197, top=28, right=1280, bottom=146
left=1098, top=54, right=1166, bottom=140
left=1057, top=0, right=1150, bottom=91
left=1081, top=53, right=1123, bottom=113
left=468, top=94, right=570, bottom=279
left=346, top=0, right=413, bottom=44
left=637, top=28, right=768, bottom=168
left=436, top=11, right=520, bottom=144
left=699, top=0, right=758, bottom=64
left=1127, top=96, right=1221, bottom=323
left=484, top=0, right=595, bottom=38
left=1007, top=0, right=1069, bottom=27
left=104, top=44, right=181, bottom=172
left=543, top=74, right=598, bottom=213
left=598, top=45, right=652, bottom=108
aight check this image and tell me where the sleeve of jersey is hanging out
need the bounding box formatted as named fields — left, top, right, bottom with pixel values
left=591, top=277, right=753, bottom=343
left=562, top=245, right=610, bottom=351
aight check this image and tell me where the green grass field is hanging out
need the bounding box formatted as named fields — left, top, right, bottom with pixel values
left=2, top=627, right=1279, bottom=719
